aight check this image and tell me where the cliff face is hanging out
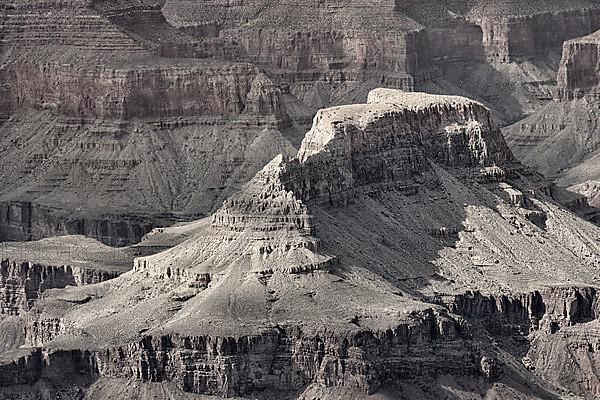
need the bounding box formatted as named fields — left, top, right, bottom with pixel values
left=225, top=27, right=435, bottom=88
left=288, top=90, right=512, bottom=206
left=9, top=90, right=600, bottom=399
left=167, top=0, right=440, bottom=94
left=6, top=0, right=600, bottom=248
left=163, top=0, right=600, bottom=127
left=0, top=260, right=118, bottom=317
left=93, top=315, right=471, bottom=397
left=505, top=30, right=600, bottom=190
left=0, top=0, right=261, bottom=121
left=556, top=32, right=600, bottom=100
left=1, top=62, right=258, bottom=119
left=0, top=201, right=156, bottom=246
left=0, top=0, right=296, bottom=246
left=468, top=2, right=600, bottom=62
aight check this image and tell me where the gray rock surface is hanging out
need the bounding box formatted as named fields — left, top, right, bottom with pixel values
left=3, top=90, right=600, bottom=399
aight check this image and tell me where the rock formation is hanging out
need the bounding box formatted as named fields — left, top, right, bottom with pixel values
left=504, top=28, right=600, bottom=207
left=0, top=0, right=297, bottom=245
left=468, top=0, right=600, bottom=62
left=4, top=0, right=600, bottom=246
left=163, top=0, right=600, bottom=126
left=556, top=30, right=600, bottom=100
left=3, top=90, right=600, bottom=399
left=5, top=1, right=600, bottom=395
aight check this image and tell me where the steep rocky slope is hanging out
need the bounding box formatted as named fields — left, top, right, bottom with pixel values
left=0, top=0, right=296, bottom=245
left=504, top=29, right=600, bottom=204
left=5, top=0, right=600, bottom=247
left=0, top=221, right=213, bottom=377
left=4, top=90, right=600, bottom=399
left=164, top=0, right=600, bottom=126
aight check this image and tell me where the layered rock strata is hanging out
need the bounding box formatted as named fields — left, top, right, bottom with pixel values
left=165, top=0, right=440, bottom=93
left=1, top=61, right=259, bottom=119
left=505, top=29, right=600, bottom=192
left=0, top=259, right=118, bottom=317
left=0, top=201, right=156, bottom=246
left=556, top=30, right=600, bottom=100
left=468, top=1, right=600, bottom=62
left=7, top=90, right=600, bottom=398
left=0, top=0, right=295, bottom=245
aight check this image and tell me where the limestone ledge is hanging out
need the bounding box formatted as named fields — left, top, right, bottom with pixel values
left=0, top=259, right=119, bottom=317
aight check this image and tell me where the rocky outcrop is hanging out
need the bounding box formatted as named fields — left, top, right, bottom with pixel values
left=468, top=2, right=600, bottom=62
left=527, top=320, right=600, bottom=396
left=445, top=287, right=599, bottom=333
left=168, top=0, right=440, bottom=91
left=9, top=89, right=600, bottom=399
left=0, top=259, right=119, bottom=317
left=556, top=31, right=600, bottom=100
left=569, top=180, right=600, bottom=208
left=94, top=314, right=474, bottom=397
left=7, top=310, right=482, bottom=398
left=504, top=29, right=600, bottom=187
left=0, top=0, right=297, bottom=248
left=0, top=201, right=155, bottom=246
left=1, top=61, right=259, bottom=119
left=0, top=348, right=97, bottom=387
left=287, top=90, right=513, bottom=206
left=7, top=90, right=519, bottom=397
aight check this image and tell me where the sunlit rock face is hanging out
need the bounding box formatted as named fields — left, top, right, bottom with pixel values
left=8, top=90, right=600, bottom=399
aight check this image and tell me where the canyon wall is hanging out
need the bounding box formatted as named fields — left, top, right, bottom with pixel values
left=0, top=0, right=295, bottom=246
left=0, top=201, right=155, bottom=246
left=4, top=90, right=600, bottom=398
left=469, top=4, right=600, bottom=62
left=556, top=31, right=600, bottom=100
left=7, top=311, right=480, bottom=397
left=1, top=62, right=258, bottom=119
left=168, top=0, right=440, bottom=91
left=504, top=28, right=600, bottom=189
left=0, top=259, right=119, bottom=317
left=225, top=27, right=435, bottom=88
left=92, top=315, right=474, bottom=397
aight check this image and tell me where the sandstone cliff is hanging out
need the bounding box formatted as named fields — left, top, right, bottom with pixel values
left=557, top=30, right=600, bottom=100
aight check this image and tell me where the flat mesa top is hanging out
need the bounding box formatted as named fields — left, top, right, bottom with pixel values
left=306, top=90, right=487, bottom=132
left=367, top=89, right=486, bottom=110
left=298, top=90, right=490, bottom=161
left=310, top=90, right=485, bottom=127
left=565, top=29, right=600, bottom=44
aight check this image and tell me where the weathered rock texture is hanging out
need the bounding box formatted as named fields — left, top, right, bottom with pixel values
left=468, top=0, right=600, bottom=62
left=0, top=260, right=117, bottom=317
left=0, top=0, right=297, bottom=245
left=0, top=201, right=156, bottom=246
left=557, top=30, right=600, bottom=100
left=5, top=0, right=600, bottom=248
left=2, top=61, right=258, bottom=119
left=6, top=90, right=600, bottom=399
left=505, top=29, right=600, bottom=194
